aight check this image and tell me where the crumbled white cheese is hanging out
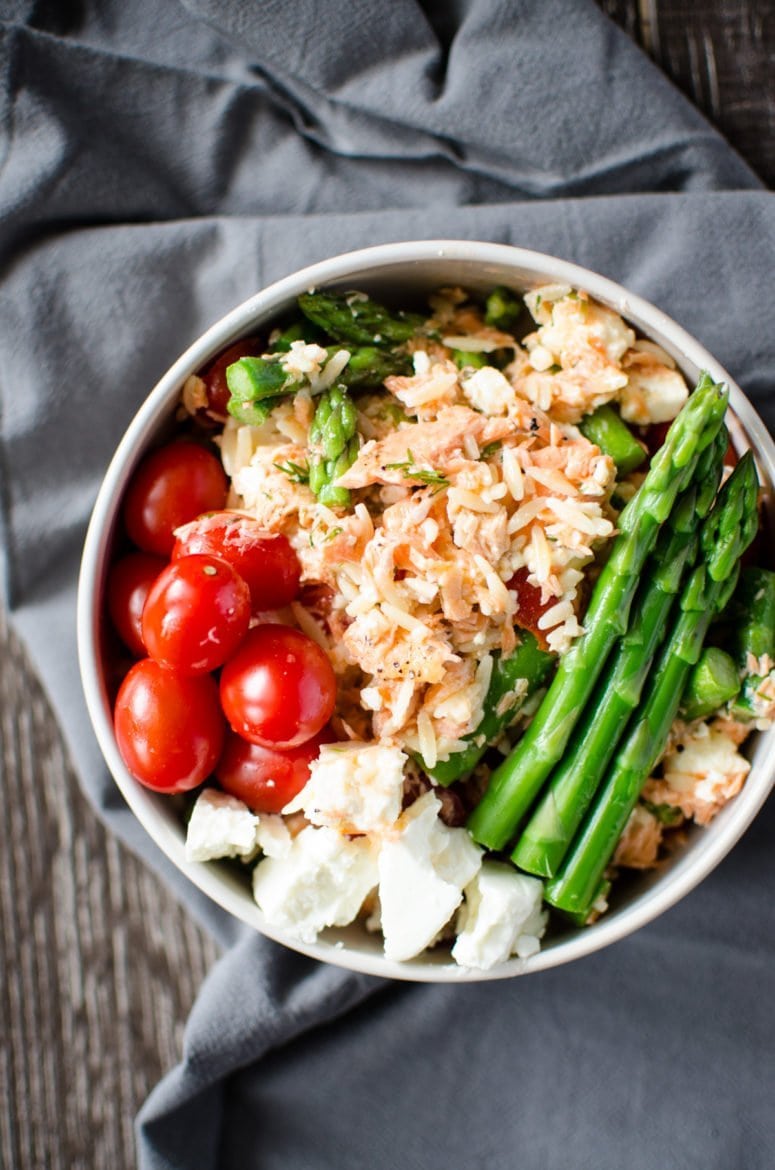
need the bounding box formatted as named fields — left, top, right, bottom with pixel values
left=460, top=366, right=514, bottom=416
left=255, top=814, right=292, bottom=860
left=185, top=789, right=260, bottom=863
left=283, top=742, right=407, bottom=834
left=412, top=349, right=431, bottom=376
left=619, top=365, right=688, bottom=425
left=537, top=296, right=635, bottom=367
left=252, top=826, right=379, bottom=944
left=451, top=862, right=547, bottom=969
left=524, top=284, right=572, bottom=326
left=527, top=344, right=554, bottom=372
left=281, top=340, right=329, bottom=379
left=378, top=792, right=483, bottom=962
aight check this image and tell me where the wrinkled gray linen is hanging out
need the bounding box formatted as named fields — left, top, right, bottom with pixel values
left=1, top=2, right=773, bottom=1167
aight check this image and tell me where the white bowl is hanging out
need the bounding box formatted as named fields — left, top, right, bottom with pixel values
left=77, top=240, right=775, bottom=981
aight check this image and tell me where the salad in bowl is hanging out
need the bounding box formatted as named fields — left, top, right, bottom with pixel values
left=79, top=242, right=775, bottom=980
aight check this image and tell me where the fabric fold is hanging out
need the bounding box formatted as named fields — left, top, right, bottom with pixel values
left=0, top=1, right=773, bottom=1168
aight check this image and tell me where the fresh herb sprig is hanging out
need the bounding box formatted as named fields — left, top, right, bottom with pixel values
left=385, top=449, right=450, bottom=493
left=274, top=459, right=310, bottom=484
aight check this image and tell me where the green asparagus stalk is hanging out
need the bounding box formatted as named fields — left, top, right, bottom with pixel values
left=226, top=353, right=306, bottom=424
left=510, top=436, right=725, bottom=878
left=578, top=404, right=647, bottom=477
left=308, top=385, right=360, bottom=508
left=485, top=286, right=524, bottom=332
left=422, top=633, right=555, bottom=787
left=467, top=373, right=729, bottom=851
left=679, top=646, right=740, bottom=721
left=728, top=567, right=775, bottom=720
left=452, top=349, right=488, bottom=370
left=269, top=320, right=316, bottom=352
left=544, top=451, right=760, bottom=920
left=340, top=346, right=412, bottom=387
left=298, top=291, right=426, bottom=347
left=225, top=344, right=411, bottom=426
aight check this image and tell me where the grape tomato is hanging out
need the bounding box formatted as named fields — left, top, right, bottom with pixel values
left=216, top=727, right=335, bottom=814
left=142, top=554, right=251, bottom=674
left=173, top=512, right=301, bottom=612
left=107, top=551, right=166, bottom=657
left=201, top=338, right=262, bottom=417
left=114, top=659, right=225, bottom=793
left=123, top=442, right=227, bottom=556
left=506, top=567, right=556, bottom=645
left=219, top=624, right=337, bottom=749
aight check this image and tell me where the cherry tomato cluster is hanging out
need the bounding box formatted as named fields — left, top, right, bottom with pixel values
left=108, top=438, right=337, bottom=811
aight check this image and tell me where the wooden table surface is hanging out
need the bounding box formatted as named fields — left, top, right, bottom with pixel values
left=2, top=5, right=773, bottom=1167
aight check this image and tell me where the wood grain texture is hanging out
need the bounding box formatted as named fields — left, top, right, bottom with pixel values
left=0, top=606, right=219, bottom=1169
left=0, top=5, right=772, bottom=1168
left=602, top=0, right=775, bottom=186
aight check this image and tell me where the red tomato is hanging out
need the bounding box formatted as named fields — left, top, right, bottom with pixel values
left=216, top=727, right=335, bottom=813
left=123, top=442, right=228, bottom=556
left=645, top=421, right=738, bottom=467
left=642, top=421, right=670, bottom=458
left=297, top=582, right=336, bottom=624
left=506, top=567, right=557, bottom=644
left=220, top=624, right=337, bottom=749
left=173, top=513, right=301, bottom=612
left=107, top=551, right=166, bottom=657
left=142, top=554, right=251, bottom=674
left=201, top=338, right=262, bottom=417
left=114, top=659, right=225, bottom=792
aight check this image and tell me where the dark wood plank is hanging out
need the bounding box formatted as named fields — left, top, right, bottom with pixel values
left=0, top=606, right=220, bottom=1170
left=1, top=5, right=772, bottom=1168
left=601, top=0, right=775, bottom=186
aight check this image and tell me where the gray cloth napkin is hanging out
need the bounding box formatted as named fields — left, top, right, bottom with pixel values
left=1, top=2, right=773, bottom=1167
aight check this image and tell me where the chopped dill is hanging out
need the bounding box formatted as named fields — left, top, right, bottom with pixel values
left=274, top=459, right=310, bottom=484
left=384, top=449, right=449, bottom=493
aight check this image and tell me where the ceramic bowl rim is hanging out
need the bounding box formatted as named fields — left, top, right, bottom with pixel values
left=77, top=239, right=775, bottom=982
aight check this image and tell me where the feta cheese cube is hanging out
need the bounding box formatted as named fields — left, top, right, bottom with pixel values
left=461, top=366, right=514, bottom=416
left=252, top=826, right=378, bottom=944
left=255, top=814, right=292, bottom=859
left=185, top=789, right=260, bottom=863
left=378, top=792, right=482, bottom=962
left=619, top=365, right=688, bottom=425
left=283, top=742, right=406, bottom=834
left=451, top=861, right=547, bottom=970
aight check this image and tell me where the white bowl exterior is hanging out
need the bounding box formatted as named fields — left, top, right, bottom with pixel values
left=78, top=241, right=775, bottom=982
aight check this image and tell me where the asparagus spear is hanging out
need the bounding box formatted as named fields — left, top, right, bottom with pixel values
left=511, top=434, right=725, bottom=878
left=226, top=353, right=306, bottom=424
left=578, top=404, right=647, bottom=477
left=269, top=320, right=317, bottom=352
left=679, top=646, right=740, bottom=721
left=452, top=349, right=487, bottom=370
left=341, top=346, right=412, bottom=387
left=728, top=566, right=775, bottom=721
left=544, top=451, right=760, bottom=920
left=225, top=344, right=410, bottom=426
left=298, top=291, right=426, bottom=347
left=308, top=385, right=360, bottom=508
left=467, top=373, right=729, bottom=851
left=485, top=286, right=524, bottom=332
left=422, top=633, right=555, bottom=787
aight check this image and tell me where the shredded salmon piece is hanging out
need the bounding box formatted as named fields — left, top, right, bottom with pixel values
left=613, top=805, right=663, bottom=869
left=336, top=406, right=515, bottom=490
